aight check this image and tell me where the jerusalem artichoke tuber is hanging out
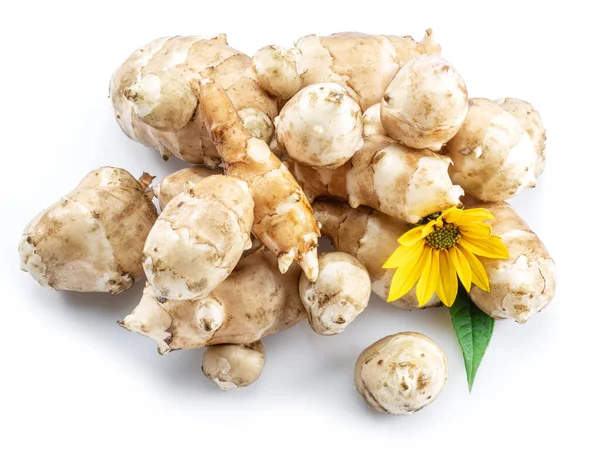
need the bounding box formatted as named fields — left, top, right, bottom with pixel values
left=153, top=166, right=221, bottom=210
left=252, top=45, right=305, bottom=100
left=19, top=167, right=158, bottom=294
left=202, top=342, right=266, bottom=390
left=143, top=175, right=254, bottom=300
left=362, top=103, right=387, bottom=138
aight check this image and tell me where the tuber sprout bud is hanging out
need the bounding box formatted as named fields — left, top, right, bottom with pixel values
left=238, top=108, right=274, bottom=144
left=202, top=342, right=266, bottom=390
left=252, top=45, right=305, bottom=99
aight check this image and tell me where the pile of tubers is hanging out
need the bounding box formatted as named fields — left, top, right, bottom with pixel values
left=19, top=30, right=556, bottom=415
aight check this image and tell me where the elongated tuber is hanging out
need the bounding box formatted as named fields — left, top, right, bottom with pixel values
left=143, top=175, right=254, bottom=300
left=153, top=166, right=221, bottom=210
left=313, top=201, right=440, bottom=309
left=192, top=77, right=320, bottom=280
left=120, top=249, right=305, bottom=353
left=355, top=332, right=447, bottom=415
left=288, top=135, right=463, bottom=224
left=202, top=341, right=266, bottom=390
left=495, top=97, right=546, bottom=177
left=381, top=54, right=468, bottom=151
left=299, top=252, right=371, bottom=335
left=19, top=167, right=158, bottom=294
left=445, top=98, right=537, bottom=201
left=110, top=35, right=277, bottom=166
left=275, top=83, right=363, bottom=168
left=467, top=199, right=556, bottom=323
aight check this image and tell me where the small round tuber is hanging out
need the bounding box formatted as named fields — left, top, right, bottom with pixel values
left=275, top=82, right=363, bottom=169
left=381, top=54, right=468, bottom=151
left=252, top=45, right=305, bottom=99
left=299, top=252, right=371, bottom=335
left=153, top=166, right=221, bottom=210
left=202, top=342, right=266, bottom=390
left=355, top=332, right=447, bottom=415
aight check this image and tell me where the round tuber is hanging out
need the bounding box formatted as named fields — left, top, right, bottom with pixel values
left=202, top=342, right=266, bottom=390
left=252, top=45, right=305, bottom=99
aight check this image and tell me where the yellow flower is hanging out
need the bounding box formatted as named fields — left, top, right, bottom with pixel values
left=383, top=206, right=509, bottom=307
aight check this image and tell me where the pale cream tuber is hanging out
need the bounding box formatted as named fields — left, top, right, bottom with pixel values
left=362, top=103, right=387, bottom=138
left=495, top=97, right=546, bottom=177
left=202, top=342, right=266, bottom=390
left=288, top=135, right=463, bottom=224
left=239, top=108, right=275, bottom=144
left=153, top=166, right=221, bottom=210
left=252, top=45, right=305, bottom=99
left=381, top=54, right=468, bottom=151
left=445, top=98, right=537, bottom=201
left=299, top=252, right=371, bottom=335
left=110, top=35, right=277, bottom=166
left=143, top=175, right=254, bottom=300
left=467, top=199, right=556, bottom=323
left=313, top=202, right=440, bottom=309
left=120, top=249, right=306, bottom=354
left=192, top=77, right=321, bottom=280
left=355, top=332, right=447, bottom=415
left=275, top=83, right=363, bottom=168
left=19, top=167, right=158, bottom=294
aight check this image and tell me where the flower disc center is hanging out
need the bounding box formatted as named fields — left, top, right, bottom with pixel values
left=425, top=223, right=460, bottom=249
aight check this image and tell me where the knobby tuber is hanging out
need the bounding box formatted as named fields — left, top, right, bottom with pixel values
left=202, top=342, right=266, bottom=390
left=153, top=166, right=221, bottom=210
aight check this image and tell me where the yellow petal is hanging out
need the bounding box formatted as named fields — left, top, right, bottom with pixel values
left=387, top=246, right=431, bottom=302
left=436, top=249, right=458, bottom=307
left=449, top=246, right=472, bottom=292
left=398, top=225, right=431, bottom=246
left=416, top=248, right=439, bottom=306
left=457, top=244, right=490, bottom=292
left=459, top=235, right=509, bottom=259
left=459, top=223, right=492, bottom=239
left=440, top=206, right=461, bottom=223
left=453, top=208, right=495, bottom=226
left=382, top=241, right=424, bottom=269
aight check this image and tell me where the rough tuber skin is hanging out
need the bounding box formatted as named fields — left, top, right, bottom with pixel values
left=202, top=342, right=266, bottom=390
left=495, top=98, right=546, bottom=177
left=275, top=83, right=363, bottom=169
left=110, top=35, right=277, bottom=166
left=143, top=175, right=254, bottom=300
left=467, top=199, right=556, bottom=323
left=153, top=166, right=221, bottom=210
left=252, top=45, right=305, bottom=99
left=288, top=135, right=464, bottom=224
left=445, top=98, right=537, bottom=202
left=381, top=54, right=468, bottom=151
left=355, top=332, right=447, bottom=415
left=299, top=252, right=371, bottom=335
left=313, top=202, right=440, bottom=310
left=19, top=167, right=158, bottom=294
left=192, top=77, right=321, bottom=280
left=120, top=249, right=306, bottom=354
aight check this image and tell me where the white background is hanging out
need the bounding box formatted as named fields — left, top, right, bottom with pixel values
left=1, top=1, right=598, bottom=453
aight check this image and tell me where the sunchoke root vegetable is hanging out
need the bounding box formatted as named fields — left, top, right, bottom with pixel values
left=275, top=83, right=363, bottom=168
left=153, top=166, right=220, bottom=209
left=467, top=199, right=556, bottom=323
left=288, top=136, right=463, bottom=224
left=362, top=103, right=386, bottom=138
left=19, top=167, right=157, bottom=294
left=239, top=108, right=274, bottom=144
left=110, top=35, right=277, bottom=166
left=495, top=98, right=546, bottom=177
left=120, top=249, right=305, bottom=353
left=255, top=30, right=440, bottom=110
left=445, top=98, right=537, bottom=201
left=143, top=175, right=254, bottom=300
left=355, top=332, right=447, bottom=415
left=381, top=54, right=468, bottom=151
left=202, top=342, right=266, bottom=390
left=299, top=252, right=371, bottom=335
left=313, top=202, right=440, bottom=309
left=192, top=77, right=321, bottom=280
left=252, top=45, right=305, bottom=100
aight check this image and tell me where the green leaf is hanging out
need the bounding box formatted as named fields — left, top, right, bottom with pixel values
left=449, top=287, right=495, bottom=391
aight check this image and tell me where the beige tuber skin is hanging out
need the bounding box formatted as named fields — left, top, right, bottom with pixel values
left=299, top=252, right=371, bottom=335
left=313, top=202, right=440, bottom=310
left=143, top=175, right=254, bottom=300
left=381, top=54, right=468, bottom=151
left=19, top=167, right=158, bottom=294
left=238, top=108, right=275, bottom=144
left=202, top=342, right=266, bottom=390
left=110, top=35, right=277, bottom=166
left=495, top=98, right=546, bottom=177
left=467, top=199, right=556, bottom=323
left=275, top=83, right=363, bottom=169
left=120, top=249, right=306, bottom=354
left=153, top=166, right=221, bottom=210
left=445, top=98, right=537, bottom=202
left=192, top=77, right=321, bottom=280
left=355, top=332, right=448, bottom=415
left=288, top=135, right=464, bottom=224
left=252, top=45, right=305, bottom=100
left=362, top=103, right=387, bottom=138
